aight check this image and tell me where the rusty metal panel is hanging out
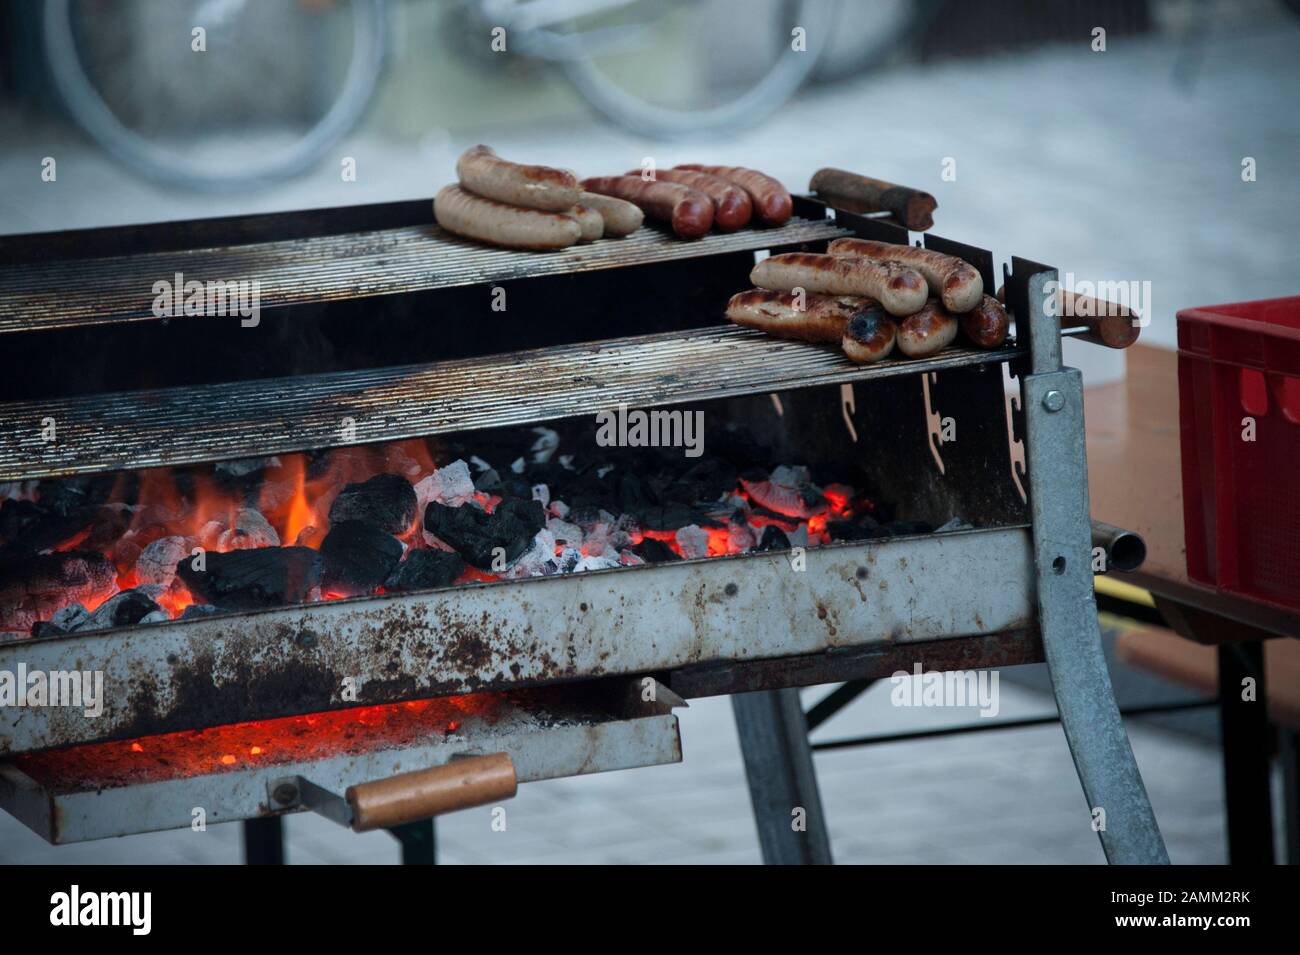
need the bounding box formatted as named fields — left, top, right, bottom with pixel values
left=0, top=526, right=1035, bottom=755
left=0, top=690, right=682, bottom=844
left=0, top=217, right=845, bottom=335
left=0, top=326, right=1022, bottom=481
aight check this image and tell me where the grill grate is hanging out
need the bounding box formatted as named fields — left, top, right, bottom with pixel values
left=0, top=217, right=846, bottom=334
left=0, top=326, right=1020, bottom=480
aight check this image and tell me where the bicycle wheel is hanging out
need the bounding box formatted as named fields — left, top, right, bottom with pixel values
left=43, top=0, right=388, bottom=192
left=556, top=0, right=839, bottom=138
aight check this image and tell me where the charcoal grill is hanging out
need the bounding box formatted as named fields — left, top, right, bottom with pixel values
left=0, top=190, right=1167, bottom=863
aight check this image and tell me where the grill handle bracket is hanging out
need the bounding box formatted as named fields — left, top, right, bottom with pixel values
left=268, top=752, right=518, bottom=832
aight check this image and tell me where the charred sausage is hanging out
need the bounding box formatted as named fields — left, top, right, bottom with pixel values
left=841, top=306, right=898, bottom=364
left=828, top=237, right=983, bottom=313
left=960, top=294, right=1010, bottom=349
left=581, top=176, right=714, bottom=238
left=674, top=164, right=792, bottom=226
left=726, top=289, right=876, bottom=343
left=434, top=185, right=581, bottom=250
left=750, top=252, right=927, bottom=316
left=455, top=145, right=581, bottom=212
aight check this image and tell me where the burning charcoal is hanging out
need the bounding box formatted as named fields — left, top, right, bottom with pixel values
left=662, top=459, right=737, bottom=505
left=177, top=547, right=321, bottom=610
left=727, top=522, right=757, bottom=552
left=0, top=497, right=95, bottom=553
left=320, top=520, right=404, bottom=597
left=531, top=484, right=550, bottom=509
left=755, top=526, right=791, bottom=552
left=619, top=550, right=646, bottom=567
left=556, top=547, right=582, bottom=573
left=215, top=508, right=280, bottom=551
left=530, top=427, right=559, bottom=463
left=546, top=518, right=584, bottom=549
left=77, top=589, right=164, bottom=632
left=137, top=535, right=191, bottom=586
left=31, top=621, right=66, bottom=638
left=329, top=473, right=418, bottom=536
left=415, top=460, right=476, bottom=512
left=0, top=550, right=118, bottom=634
left=385, top=549, right=464, bottom=592
left=295, top=525, right=326, bottom=548
left=181, top=604, right=220, bottom=620
left=138, top=610, right=170, bottom=625
left=639, top=503, right=721, bottom=532
left=618, top=471, right=657, bottom=512
left=630, top=537, right=680, bottom=563
left=740, top=476, right=818, bottom=519
left=474, top=468, right=503, bottom=494
left=52, top=603, right=90, bottom=631
left=504, top=529, right=560, bottom=579
left=423, top=497, right=545, bottom=570
left=675, top=525, right=710, bottom=560
left=826, top=520, right=886, bottom=543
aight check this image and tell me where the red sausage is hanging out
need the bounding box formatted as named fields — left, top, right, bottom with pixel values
left=629, top=168, right=752, bottom=231
left=674, top=164, right=792, bottom=226
left=581, top=176, right=713, bottom=238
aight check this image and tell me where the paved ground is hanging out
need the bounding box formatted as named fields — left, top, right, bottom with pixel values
left=0, top=675, right=1231, bottom=865
left=1, top=7, right=1293, bottom=864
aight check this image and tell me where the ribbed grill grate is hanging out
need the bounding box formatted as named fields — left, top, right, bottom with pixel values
left=0, top=218, right=846, bottom=334
left=0, top=326, right=1020, bottom=480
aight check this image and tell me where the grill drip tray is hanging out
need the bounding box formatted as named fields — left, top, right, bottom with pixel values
left=0, top=680, right=682, bottom=844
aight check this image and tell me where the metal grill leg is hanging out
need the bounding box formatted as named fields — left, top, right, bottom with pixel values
left=732, top=688, right=832, bottom=865
left=1218, top=642, right=1275, bottom=864
left=388, top=818, right=436, bottom=865
left=242, top=815, right=285, bottom=865
left=1018, top=268, right=1168, bottom=864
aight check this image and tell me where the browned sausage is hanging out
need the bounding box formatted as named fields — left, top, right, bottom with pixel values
left=455, top=145, right=581, bottom=212
left=434, top=185, right=581, bottom=250
left=674, top=164, right=792, bottom=226
left=750, top=252, right=927, bottom=317
left=726, top=289, right=875, bottom=343
left=581, top=176, right=713, bottom=238
left=841, top=307, right=898, bottom=364
left=897, top=300, right=959, bottom=357
left=577, top=191, right=644, bottom=237
left=568, top=204, right=604, bottom=241
left=631, top=169, right=752, bottom=231
left=960, top=294, right=1009, bottom=349
left=827, top=237, right=983, bottom=313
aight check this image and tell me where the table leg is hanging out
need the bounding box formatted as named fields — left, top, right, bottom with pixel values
left=1282, top=729, right=1299, bottom=865
left=243, top=815, right=285, bottom=865
left=732, top=688, right=832, bottom=864
left=388, top=818, right=436, bottom=865
left=1217, top=642, right=1275, bottom=864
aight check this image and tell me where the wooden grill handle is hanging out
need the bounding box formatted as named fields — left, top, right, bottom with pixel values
left=346, top=752, right=517, bottom=831
left=997, top=285, right=1141, bottom=350
left=809, top=167, right=937, bottom=231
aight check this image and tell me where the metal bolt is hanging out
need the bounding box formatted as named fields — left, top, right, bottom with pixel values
left=1042, top=390, right=1065, bottom=412
left=724, top=582, right=739, bottom=597
left=272, top=782, right=299, bottom=806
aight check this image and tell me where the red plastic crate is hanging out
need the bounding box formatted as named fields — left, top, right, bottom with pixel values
left=1177, top=297, right=1300, bottom=612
